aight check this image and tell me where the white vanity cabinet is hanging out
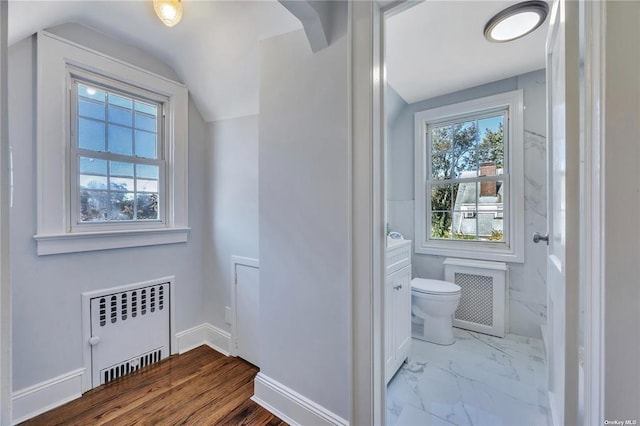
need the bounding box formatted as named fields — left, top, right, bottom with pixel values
left=385, top=239, right=412, bottom=384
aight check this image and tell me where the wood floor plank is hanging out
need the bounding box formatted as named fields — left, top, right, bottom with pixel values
left=21, top=346, right=286, bottom=426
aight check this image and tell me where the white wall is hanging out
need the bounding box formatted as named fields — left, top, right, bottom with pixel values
left=258, top=28, right=349, bottom=419
left=602, top=1, right=640, bottom=418
left=8, top=30, right=207, bottom=391
left=387, top=70, right=547, bottom=338
left=204, top=115, right=259, bottom=328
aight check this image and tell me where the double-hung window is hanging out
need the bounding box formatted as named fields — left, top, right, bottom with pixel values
left=71, top=76, right=165, bottom=229
left=414, top=91, right=524, bottom=262
left=35, top=31, right=189, bottom=255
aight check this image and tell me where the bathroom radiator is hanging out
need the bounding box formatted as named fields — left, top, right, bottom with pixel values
left=444, top=258, right=508, bottom=338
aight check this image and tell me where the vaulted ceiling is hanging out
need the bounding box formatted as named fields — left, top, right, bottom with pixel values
left=9, top=1, right=550, bottom=121
left=8, top=0, right=302, bottom=122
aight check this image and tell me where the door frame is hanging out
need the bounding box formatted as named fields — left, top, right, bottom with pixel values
left=351, top=0, right=606, bottom=424
left=230, top=255, right=260, bottom=359
left=580, top=0, right=605, bottom=423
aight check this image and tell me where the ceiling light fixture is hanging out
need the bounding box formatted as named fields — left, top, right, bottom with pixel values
left=484, top=1, right=549, bottom=43
left=153, top=0, right=183, bottom=27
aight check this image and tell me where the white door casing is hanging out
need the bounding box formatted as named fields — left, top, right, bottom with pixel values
left=545, top=0, right=580, bottom=424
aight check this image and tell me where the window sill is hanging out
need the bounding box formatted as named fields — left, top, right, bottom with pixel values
left=416, top=242, right=524, bottom=263
left=34, top=227, right=190, bottom=256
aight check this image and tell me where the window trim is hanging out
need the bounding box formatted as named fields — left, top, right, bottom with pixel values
left=414, top=90, right=524, bottom=263
left=68, top=69, right=168, bottom=231
left=34, top=31, right=189, bottom=255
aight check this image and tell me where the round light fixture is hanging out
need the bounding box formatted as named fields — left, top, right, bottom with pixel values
left=484, top=1, right=549, bottom=43
left=153, top=0, right=183, bottom=27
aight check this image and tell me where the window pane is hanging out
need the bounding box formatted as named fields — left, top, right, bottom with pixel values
left=80, top=175, right=107, bottom=190
left=453, top=182, right=476, bottom=211
left=431, top=184, right=452, bottom=211
left=135, top=112, right=157, bottom=132
left=478, top=116, right=504, bottom=167
left=431, top=211, right=451, bottom=239
left=478, top=179, right=502, bottom=199
left=110, top=161, right=134, bottom=177
left=78, top=118, right=105, bottom=152
left=450, top=121, right=478, bottom=178
left=452, top=182, right=479, bottom=240
left=477, top=210, right=504, bottom=241
left=110, top=177, right=134, bottom=192
left=136, top=164, right=159, bottom=179
left=80, top=190, right=109, bottom=222
left=108, top=105, right=133, bottom=127
left=451, top=149, right=477, bottom=178
left=452, top=210, right=477, bottom=240
left=478, top=180, right=503, bottom=241
left=109, top=192, right=135, bottom=220
left=78, top=98, right=105, bottom=121
left=80, top=157, right=107, bottom=175
left=136, top=178, right=158, bottom=193
left=135, top=130, right=157, bottom=159
left=135, top=101, right=157, bottom=116
left=78, top=84, right=105, bottom=102
left=431, top=153, right=452, bottom=180
left=108, top=93, right=133, bottom=109
left=108, top=125, right=133, bottom=155
left=431, top=125, right=452, bottom=153
left=137, top=193, right=159, bottom=220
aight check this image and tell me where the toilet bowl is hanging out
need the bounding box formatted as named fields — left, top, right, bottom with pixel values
left=411, top=278, right=461, bottom=345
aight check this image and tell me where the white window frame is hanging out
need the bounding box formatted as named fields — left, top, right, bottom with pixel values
left=34, top=31, right=189, bottom=255
left=69, top=70, right=168, bottom=231
left=414, top=90, right=524, bottom=263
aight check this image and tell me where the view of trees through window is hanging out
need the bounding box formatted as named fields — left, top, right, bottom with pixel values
left=75, top=82, right=162, bottom=223
left=429, top=113, right=506, bottom=242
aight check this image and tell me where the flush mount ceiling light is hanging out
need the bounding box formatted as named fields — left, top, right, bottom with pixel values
left=153, top=0, right=183, bottom=27
left=484, top=1, right=549, bottom=43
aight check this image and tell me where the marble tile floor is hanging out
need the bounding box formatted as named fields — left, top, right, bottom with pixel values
left=386, top=328, right=551, bottom=426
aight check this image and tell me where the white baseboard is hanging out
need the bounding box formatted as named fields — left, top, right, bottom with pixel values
left=176, top=322, right=231, bottom=356
left=12, top=368, right=85, bottom=424
left=252, top=373, right=348, bottom=426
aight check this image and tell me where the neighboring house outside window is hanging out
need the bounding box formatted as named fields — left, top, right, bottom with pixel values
left=414, top=91, right=524, bottom=263
left=34, top=32, right=189, bottom=255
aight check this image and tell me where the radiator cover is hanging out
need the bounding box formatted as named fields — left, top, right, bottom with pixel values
left=444, top=258, right=508, bottom=338
left=85, top=280, right=171, bottom=388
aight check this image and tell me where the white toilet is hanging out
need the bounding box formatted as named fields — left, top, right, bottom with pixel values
left=411, top=278, right=461, bottom=345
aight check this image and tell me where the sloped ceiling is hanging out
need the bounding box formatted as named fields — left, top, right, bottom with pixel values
left=386, top=0, right=549, bottom=104
left=8, top=0, right=302, bottom=122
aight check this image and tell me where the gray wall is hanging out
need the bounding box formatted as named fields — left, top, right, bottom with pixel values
left=258, top=29, right=349, bottom=419
left=9, top=31, right=207, bottom=391
left=603, top=1, right=640, bottom=418
left=387, top=69, right=547, bottom=338
left=204, top=115, right=260, bottom=328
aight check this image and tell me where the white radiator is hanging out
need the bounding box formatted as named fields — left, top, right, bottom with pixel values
left=83, top=279, right=171, bottom=388
left=444, top=258, right=508, bottom=338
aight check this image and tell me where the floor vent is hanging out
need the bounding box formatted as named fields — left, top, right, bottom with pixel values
left=444, top=258, right=508, bottom=337
left=84, top=279, right=171, bottom=389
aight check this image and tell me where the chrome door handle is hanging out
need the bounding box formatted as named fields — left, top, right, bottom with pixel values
left=533, top=232, right=549, bottom=245
left=393, top=284, right=402, bottom=290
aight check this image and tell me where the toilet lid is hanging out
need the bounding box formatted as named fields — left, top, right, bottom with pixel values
left=411, top=278, right=461, bottom=295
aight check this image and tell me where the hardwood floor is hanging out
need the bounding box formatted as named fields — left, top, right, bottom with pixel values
left=21, top=346, right=287, bottom=426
